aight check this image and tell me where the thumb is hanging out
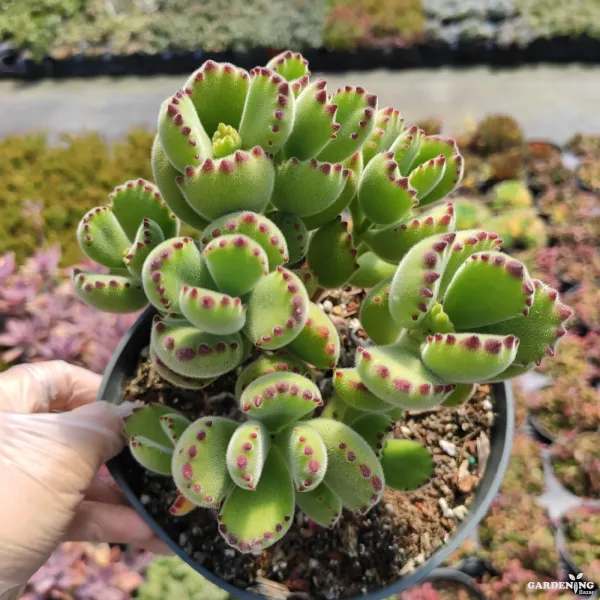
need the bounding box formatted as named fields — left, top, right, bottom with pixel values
left=2, top=401, right=126, bottom=495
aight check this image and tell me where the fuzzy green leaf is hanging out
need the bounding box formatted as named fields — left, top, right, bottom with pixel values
left=76, top=206, right=130, bottom=269
left=356, top=341, right=447, bottom=410
left=239, top=68, right=295, bottom=153
left=142, top=237, right=210, bottom=313
left=185, top=60, right=249, bottom=135
left=72, top=270, right=147, bottom=313
left=307, top=418, right=385, bottom=513
left=388, top=232, right=456, bottom=328
left=151, top=316, right=243, bottom=379
left=421, top=333, right=519, bottom=383
left=202, top=234, right=268, bottom=296
left=151, top=136, right=209, bottom=231
left=178, top=147, right=275, bottom=221
left=441, top=383, right=477, bottom=407
left=243, top=267, right=309, bottom=350
left=362, top=107, right=405, bottom=165
left=443, top=252, right=535, bottom=330
left=235, top=354, right=313, bottom=399
left=239, top=372, right=322, bottom=433
left=283, top=79, right=338, bottom=160
left=158, top=90, right=213, bottom=172
left=287, top=302, right=341, bottom=369
left=109, top=178, right=179, bottom=241
left=380, top=439, right=434, bottom=491
left=306, top=218, right=357, bottom=288
left=333, top=368, right=393, bottom=412
left=272, top=157, right=347, bottom=217
left=362, top=202, right=455, bottom=264
left=125, top=218, right=165, bottom=279
left=359, top=278, right=403, bottom=345
left=349, top=413, right=393, bottom=458
left=200, top=211, right=288, bottom=270
left=318, top=86, right=377, bottom=163
left=473, top=279, right=573, bottom=366
left=172, top=416, right=237, bottom=508
left=150, top=347, right=216, bottom=390
left=226, top=420, right=270, bottom=490
left=179, top=286, right=246, bottom=335
left=218, top=447, right=295, bottom=552
left=265, top=211, right=308, bottom=264
left=349, top=252, right=397, bottom=288
left=276, top=423, right=328, bottom=492
left=357, top=151, right=417, bottom=226
left=295, top=483, right=342, bottom=528
left=302, top=151, right=363, bottom=231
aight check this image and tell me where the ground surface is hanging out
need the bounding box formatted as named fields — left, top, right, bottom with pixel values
left=1, top=65, right=599, bottom=143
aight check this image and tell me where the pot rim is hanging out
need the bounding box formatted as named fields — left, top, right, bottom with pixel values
left=100, top=307, right=515, bottom=600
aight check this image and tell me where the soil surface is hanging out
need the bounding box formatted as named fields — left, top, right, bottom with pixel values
left=122, top=292, right=495, bottom=599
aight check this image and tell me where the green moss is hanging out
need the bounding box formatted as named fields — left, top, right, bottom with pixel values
left=0, top=129, right=154, bottom=265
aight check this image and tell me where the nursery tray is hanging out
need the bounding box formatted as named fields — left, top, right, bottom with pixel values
left=100, top=307, right=515, bottom=600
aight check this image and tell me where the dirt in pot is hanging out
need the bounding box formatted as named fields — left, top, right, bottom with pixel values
left=121, top=294, right=495, bottom=599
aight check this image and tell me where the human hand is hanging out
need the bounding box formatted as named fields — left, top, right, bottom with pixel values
left=0, top=361, right=170, bottom=596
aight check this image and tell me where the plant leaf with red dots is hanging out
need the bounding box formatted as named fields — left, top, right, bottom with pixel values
left=238, top=372, right=321, bottom=433
left=218, top=447, right=295, bottom=553
left=275, top=423, right=328, bottom=493
left=172, top=416, right=238, bottom=508
left=226, top=420, right=270, bottom=491
left=442, top=251, right=535, bottom=330
left=306, top=418, right=385, bottom=513
left=421, top=333, right=519, bottom=383
left=287, top=302, right=341, bottom=369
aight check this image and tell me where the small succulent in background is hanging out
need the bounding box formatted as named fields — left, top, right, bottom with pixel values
left=489, top=180, right=533, bottom=212
left=138, top=556, right=230, bottom=600
left=476, top=559, right=572, bottom=599
left=23, top=542, right=152, bottom=600
left=452, top=197, right=492, bottom=230
left=0, top=248, right=139, bottom=373
left=72, top=51, right=572, bottom=553
left=577, top=158, right=600, bottom=192
left=487, top=209, right=548, bottom=251
left=528, top=376, right=600, bottom=438
left=479, top=494, right=559, bottom=577
left=469, top=115, right=524, bottom=155
left=501, top=434, right=545, bottom=496
left=551, top=432, right=600, bottom=499
left=562, top=506, right=600, bottom=585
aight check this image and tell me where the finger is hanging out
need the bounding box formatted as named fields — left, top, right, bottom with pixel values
left=0, top=360, right=101, bottom=414
left=137, top=538, right=175, bottom=556
left=65, top=501, right=159, bottom=545
left=84, top=474, right=127, bottom=506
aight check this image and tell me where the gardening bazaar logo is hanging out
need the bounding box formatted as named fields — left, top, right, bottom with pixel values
left=528, top=573, right=597, bottom=596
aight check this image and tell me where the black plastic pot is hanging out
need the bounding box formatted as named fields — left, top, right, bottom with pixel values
left=422, top=568, right=488, bottom=599
left=99, top=307, right=515, bottom=600
left=528, top=413, right=558, bottom=444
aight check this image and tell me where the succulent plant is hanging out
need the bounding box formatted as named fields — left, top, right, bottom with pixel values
left=479, top=493, right=559, bottom=576
left=501, top=434, right=545, bottom=496
left=476, top=559, right=573, bottom=599
left=489, top=180, right=533, bottom=212
left=577, top=158, right=600, bottom=192
left=138, top=556, right=230, bottom=600
left=469, top=115, right=524, bottom=155
left=551, top=432, right=600, bottom=499
left=487, top=209, right=548, bottom=251
left=528, top=375, right=600, bottom=438
left=72, top=51, right=572, bottom=554
left=562, top=506, right=600, bottom=585
left=452, top=197, right=492, bottom=230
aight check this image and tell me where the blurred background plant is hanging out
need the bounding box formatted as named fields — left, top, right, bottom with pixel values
left=562, top=507, right=600, bottom=585
left=551, top=432, right=600, bottom=499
